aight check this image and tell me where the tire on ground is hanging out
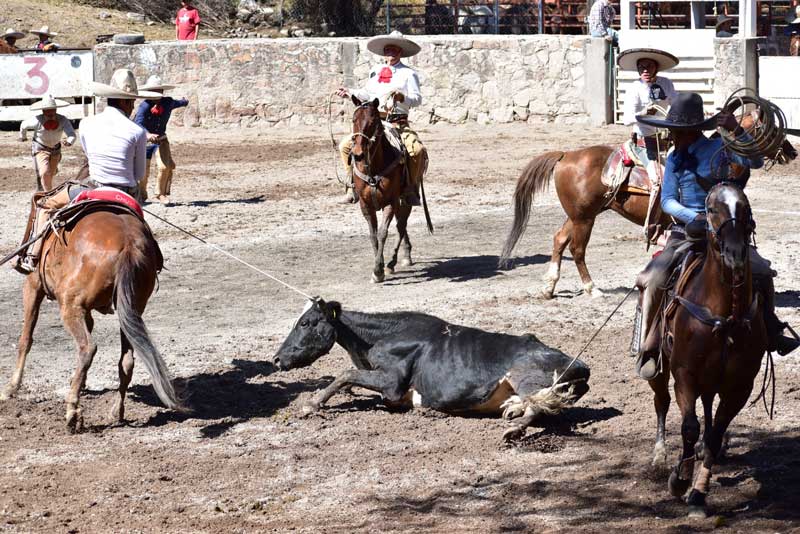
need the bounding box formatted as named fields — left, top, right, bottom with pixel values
left=113, top=33, right=146, bottom=45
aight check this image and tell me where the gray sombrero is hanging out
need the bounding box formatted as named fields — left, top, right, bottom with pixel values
left=366, top=31, right=421, bottom=58
left=636, top=92, right=719, bottom=131
left=139, top=75, right=176, bottom=92
left=91, top=69, right=162, bottom=100
left=30, top=25, right=58, bottom=37
left=617, top=48, right=679, bottom=71
left=30, top=95, right=71, bottom=111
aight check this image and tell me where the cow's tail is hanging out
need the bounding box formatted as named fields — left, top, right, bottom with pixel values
left=499, top=151, right=564, bottom=269
left=115, top=244, right=184, bottom=411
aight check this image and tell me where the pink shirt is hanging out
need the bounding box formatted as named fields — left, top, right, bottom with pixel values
left=176, top=7, right=200, bottom=40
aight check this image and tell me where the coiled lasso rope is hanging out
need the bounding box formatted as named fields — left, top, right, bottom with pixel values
left=718, top=87, right=788, bottom=168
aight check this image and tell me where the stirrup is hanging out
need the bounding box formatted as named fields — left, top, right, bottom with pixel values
left=14, top=255, right=37, bottom=274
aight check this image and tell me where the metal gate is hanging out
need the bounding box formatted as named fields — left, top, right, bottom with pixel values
left=759, top=56, right=800, bottom=134
left=614, top=29, right=716, bottom=123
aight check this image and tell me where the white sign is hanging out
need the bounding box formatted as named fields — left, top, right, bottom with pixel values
left=0, top=51, right=93, bottom=99
left=759, top=56, right=800, bottom=132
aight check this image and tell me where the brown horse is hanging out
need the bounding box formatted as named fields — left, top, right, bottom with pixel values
left=499, top=131, right=796, bottom=299
left=350, top=97, right=431, bottom=283
left=648, top=183, right=767, bottom=518
left=1, top=203, right=183, bottom=432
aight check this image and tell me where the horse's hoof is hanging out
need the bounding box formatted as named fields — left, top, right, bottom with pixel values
left=66, top=410, right=84, bottom=434
left=301, top=403, right=320, bottom=417
left=384, top=266, right=394, bottom=276
left=686, top=489, right=707, bottom=518
left=687, top=506, right=707, bottom=519
left=585, top=285, right=605, bottom=299
left=400, top=258, right=413, bottom=267
left=652, top=442, right=668, bottom=468
left=371, top=272, right=385, bottom=283
left=668, top=469, right=691, bottom=498
left=538, top=287, right=555, bottom=300
left=0, top=388, right=14, bottom=401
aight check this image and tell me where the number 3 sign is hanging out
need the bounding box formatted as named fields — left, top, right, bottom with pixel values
left=24, top=56, right=49, bottom=96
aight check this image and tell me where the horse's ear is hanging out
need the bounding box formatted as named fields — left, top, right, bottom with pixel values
left=324, top=301, right=342, bottom=321
left=351, top=95, right=362, bottom=107
left=371, top=98, right=379, bottom=109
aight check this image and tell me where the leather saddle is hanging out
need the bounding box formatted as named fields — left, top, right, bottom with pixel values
left=601, top=140, right=654, bottom=195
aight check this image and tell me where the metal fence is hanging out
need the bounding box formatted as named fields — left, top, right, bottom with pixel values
left=376, top=0, right=591, bottom=35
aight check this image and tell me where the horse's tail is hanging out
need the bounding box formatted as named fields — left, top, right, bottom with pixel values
left=499, top=151, right=564, bottom=268
left=115, top=240, right=183, bottom=411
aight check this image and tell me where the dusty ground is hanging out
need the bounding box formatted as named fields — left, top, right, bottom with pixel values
left=1, top=122, right=799, bottom=533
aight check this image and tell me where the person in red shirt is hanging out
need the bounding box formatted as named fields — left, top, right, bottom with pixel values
left=175, top=0, right=201, bottom=41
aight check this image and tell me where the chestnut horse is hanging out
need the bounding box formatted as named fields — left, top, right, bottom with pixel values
left=350, top=97, right=432, bottom=283
left=1, top=204, right=183, bottom=432
left=649, top=183, right=767, bottom=518
left=499, top=130, right=796, bottom=299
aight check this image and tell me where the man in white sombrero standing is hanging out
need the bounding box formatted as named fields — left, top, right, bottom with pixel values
left=19, top=95, right=77, bottom=191
left=30, top=26, right=58, bottom=52
left=336, top=30, right=427, bottom=205
left=15, top=69, right=160, bottom=273
left=1, top=28, right=25, bottom=53
left=134, top=76, right=190, bottom=205
left=618, top=48, right=679, bottom=185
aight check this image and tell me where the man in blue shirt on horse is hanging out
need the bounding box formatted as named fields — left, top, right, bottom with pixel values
left=134, top=76, right=189, bottom=205
left=633, top=92, right=799, bottom=379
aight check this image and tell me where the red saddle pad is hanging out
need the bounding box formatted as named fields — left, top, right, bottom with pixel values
left=73, top=186, right=144, bottom=218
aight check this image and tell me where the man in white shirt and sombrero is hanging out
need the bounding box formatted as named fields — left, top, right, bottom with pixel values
left=30, top=26, right=58, bottom=52
left=336, top=30, right=427, bottom=206
left=19, top=95, right=77, bottom=191
left=619, top=48, right=679, bottom=185
left=15, top=69, right=160, bottom=273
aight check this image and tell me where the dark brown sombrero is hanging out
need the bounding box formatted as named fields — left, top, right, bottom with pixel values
left=636, top=92, right=719, bottom=131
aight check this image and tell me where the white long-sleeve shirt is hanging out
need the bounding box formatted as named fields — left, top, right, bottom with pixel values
left=622, top=76, right=677, bottom=137
left=19, top=114, right=76, bottom=148
left=350, top=61, right=422, bottom=117
left=78, top=106, right=147, bottom=188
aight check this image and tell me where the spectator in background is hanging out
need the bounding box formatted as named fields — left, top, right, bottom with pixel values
left=786, top=6, right=800, bottom=56
left=1, top=28, right=24, bottom=53
left=19, top=95, right=77, bottom=191
left=588, top=0, right=618, bottom=46
left=134, top=76, right=189, bottom=205
left=715, top=14, right=736, bottom=37
left=176, top=0, right=201, bottom=41
left=30, top=26, right=58, bottom=52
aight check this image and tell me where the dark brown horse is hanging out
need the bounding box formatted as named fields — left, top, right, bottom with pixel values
left=1, top=204, right=183, bottom=431
left=499, top=129, right=796, bottom=299
left=648, top=183, right=767, bottom=518
left=350, top=97, right=431, bottom=283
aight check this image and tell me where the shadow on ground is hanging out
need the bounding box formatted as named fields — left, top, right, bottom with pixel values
left=128, top=358, right=327, bottom=437
left=385, top=254, right=550, bottom=285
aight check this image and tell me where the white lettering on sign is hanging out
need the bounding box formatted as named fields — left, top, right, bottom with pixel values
left=24, top=56, right=50, bottom=95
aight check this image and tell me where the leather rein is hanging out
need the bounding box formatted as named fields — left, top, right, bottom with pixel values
left=351, top=104, right=402, bottom=188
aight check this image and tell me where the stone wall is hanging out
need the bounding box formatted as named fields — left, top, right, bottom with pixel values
left=713, top=37, right=759, bottom=109
left=94, top=35, right=610, bottom=128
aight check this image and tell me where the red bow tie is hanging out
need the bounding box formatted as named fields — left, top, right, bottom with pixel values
left=378, top=67, right=393, bottom=83
left=151, top=104, right=164, bottom=116
left=43, top=119, right=59, bottom=131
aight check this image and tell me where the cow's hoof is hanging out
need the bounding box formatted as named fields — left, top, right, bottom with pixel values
left=371, top=272, right=384, bottom=283
left=668, top=469, right=691, bottom=498
left=652, top=442, right=668, bottom=469
left=501, top=397, right=525, bottom=420
left=301, top=402, right=320, bottom=416
left=502, top=425, right=526, bottom=442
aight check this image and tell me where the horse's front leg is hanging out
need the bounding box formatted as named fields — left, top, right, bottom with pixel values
left=374, top=204, right=395, bottom=282
left=648, top=361, right=671, bottom=468
left=387, top=204, right=412, bottom=273
left=668, top=383, right=700, bottom=502
left=2, top=276, right=46, bottom=400
left=360, top=203, right=381, bottom=282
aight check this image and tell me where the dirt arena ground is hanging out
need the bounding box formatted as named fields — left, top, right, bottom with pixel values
left=1, top=122, right=799, bottom=533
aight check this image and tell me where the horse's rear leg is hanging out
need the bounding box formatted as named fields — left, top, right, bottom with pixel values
left=569, top=218, right=602, bottom=298
left=648, top=366, right=671, bottom=468
left=110, top=332, right=135, bottom=424
left=61, top=305, right=97, bottom=433
left=2, top=276, right=45, bottom=400
left=687, top=390, right=752, bottom=518
left=387, top=206, right=412, bottom=273
left=541, top=218, right=573, bottom=299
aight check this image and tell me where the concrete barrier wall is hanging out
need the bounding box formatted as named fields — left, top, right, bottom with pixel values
left=95, top=35, right=611, bottom=128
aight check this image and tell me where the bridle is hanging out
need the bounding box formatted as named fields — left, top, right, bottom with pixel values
left=351, top=103, right=383, bottom=181
left=704, top=184, right=755, bottom=289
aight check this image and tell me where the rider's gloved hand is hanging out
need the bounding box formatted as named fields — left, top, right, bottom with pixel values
left=392, top=91, right=405, bottom=103
left=685, top=213, right=707, bottom=239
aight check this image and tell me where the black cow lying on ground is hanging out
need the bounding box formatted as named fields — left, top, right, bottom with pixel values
left=273, top=299, right=590, bottom=440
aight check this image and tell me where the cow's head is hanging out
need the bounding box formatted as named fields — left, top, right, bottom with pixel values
left=273, top=298, right=341, bottom=370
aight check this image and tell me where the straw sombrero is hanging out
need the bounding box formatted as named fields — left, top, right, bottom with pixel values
left=636, top=92, right=719, bottom=131
left=617, top=48, right=679, bottom=72
left=30, top=26, right=57, bottom=37
left=91, top=69, right=162, bottom=99
left=30, top=95, right=71, bottom=111
left=366, top=31, right=421, bottom=58
left=139, top=75, right=176, bottom=92
left=2, top=28, right=25, bottom=40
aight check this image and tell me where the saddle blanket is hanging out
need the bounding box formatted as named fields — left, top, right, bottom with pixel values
left=72, top=186, right=144, bottom=218
left=601, top=140, right=652, bottom=193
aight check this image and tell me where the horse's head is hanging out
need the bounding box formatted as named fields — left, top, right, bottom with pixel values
left=705, top=183, right=755, bottom=274
left=273, top=298, right=340, bottom=370
left=351, top=96, right=382, bottom=165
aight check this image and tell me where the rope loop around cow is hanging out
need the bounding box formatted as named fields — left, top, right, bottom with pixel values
left=719, top=88, right=787, bottom=165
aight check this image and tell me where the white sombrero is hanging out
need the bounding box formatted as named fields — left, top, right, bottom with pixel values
left=139, top=75, right=176, bottom=92
left=91, top=69, right=162, bottom=100
left=30, top=26, right=57, bottom=37
left=617, top=48, right=679, bottom=72
left=30, top=95, right=71, bottom=111
left=366, top=31, right=421, bottom=58
left=2, top=28, right=25, bottom=40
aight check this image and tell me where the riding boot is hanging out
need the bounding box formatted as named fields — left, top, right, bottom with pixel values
left=635, top=326, right=662, bottom=380
left=14, top=208, right=47, bottom=274
left=338, top=183, right=357, bottom=204
left=402, top=180, right=421, bottom=207
left=757, top=274, right=800, bottom=355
